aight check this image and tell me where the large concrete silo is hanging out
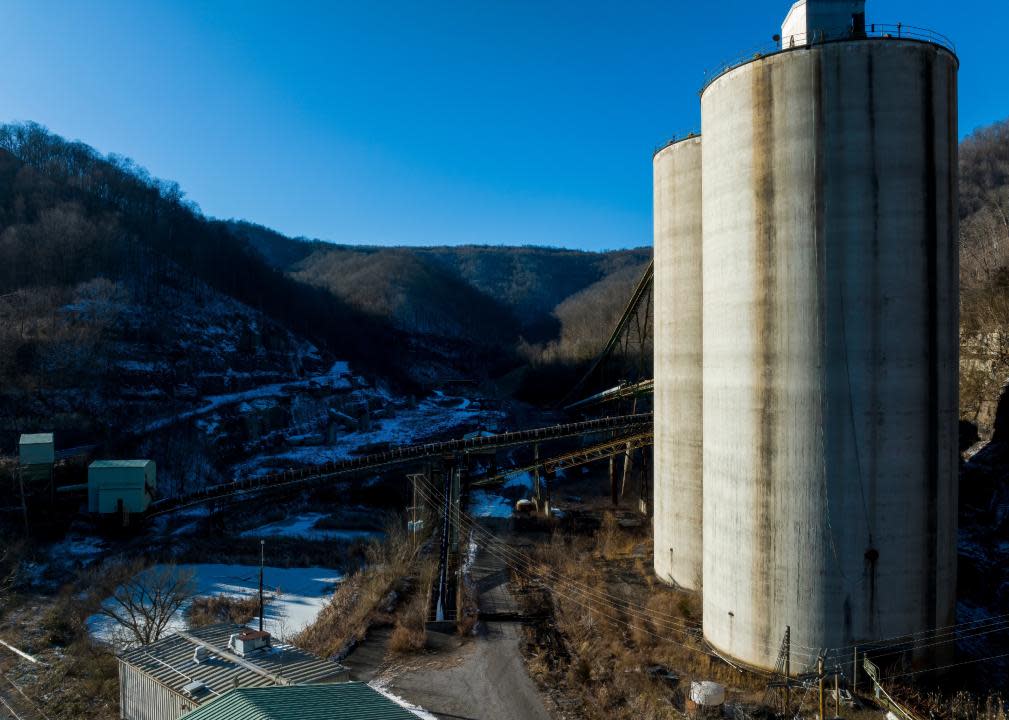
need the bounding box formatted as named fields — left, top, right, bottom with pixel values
left=653, top=137, right=703, bottom=590
left=700, top=35, right=959, bottom=669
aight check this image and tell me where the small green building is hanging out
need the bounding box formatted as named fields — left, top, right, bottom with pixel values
left=18, top=433, right=55, bottom=466
left=179, top=683, right=421, bottom=720
left=88, top=459, right=156, bottom=515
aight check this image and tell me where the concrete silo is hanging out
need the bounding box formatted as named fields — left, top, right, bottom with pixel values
left=653, top=136, right=703, bottom=590
left=700, top=2, right=959, bottom=670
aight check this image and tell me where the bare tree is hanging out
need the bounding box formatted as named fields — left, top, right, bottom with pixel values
left=99, top=563, right=196, bottom=647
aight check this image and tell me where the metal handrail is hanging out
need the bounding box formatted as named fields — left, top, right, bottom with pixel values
left=653, top=132, right=701, bottom=158
left=701, top=22, right=957, bottom=92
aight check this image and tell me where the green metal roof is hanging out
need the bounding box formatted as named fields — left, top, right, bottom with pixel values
left=90, top=459, right=152, bottom=468
left=180, top=683, right=421, bottom=720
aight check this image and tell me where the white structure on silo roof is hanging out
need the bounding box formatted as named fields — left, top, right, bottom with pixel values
left=652, top=136, right=703, bottom=591
left=698, top=0, right=958, bottom=670
left=781, top=0, right=866, bottom=47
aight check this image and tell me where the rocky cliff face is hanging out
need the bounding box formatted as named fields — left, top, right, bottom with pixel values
left=960, top=330, right=1009, bottom=440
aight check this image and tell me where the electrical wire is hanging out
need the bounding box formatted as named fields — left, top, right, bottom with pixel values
left=416, top=477, right=799, bottom=668
left=885, top=649, right=1009, bottom=681
left=414, top=481, right=719, bottom=650
left=418, top=477, right=702, bottom=627
left=428, top=479, right=834, bottom=665
left=862, top=618, right=1009, bottom=663
left=419, top=474, right=1009, bottom=670
left=2, top=677, right=50, bottom=720
left=812, top=610, right=1009, bottom=656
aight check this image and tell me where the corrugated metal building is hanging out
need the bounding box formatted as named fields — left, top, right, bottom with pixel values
left=178, top=683, right=422, bottom=720
left=88, top=459, right=157, bottom=515
left=117, top=624, right=347, bottom=720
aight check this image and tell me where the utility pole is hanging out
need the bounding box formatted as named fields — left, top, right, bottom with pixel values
left=852, top=647, right=858, bottom=695
left=620, top=441, right=633, bottom=498
left=533, top=443, right=541, bottom=510
left=258, top=539, right=265, bottom=633
left=638, top=447, right=649, bottom=516
left=818, top=655, right=825, bottom=720
left=834, top=670, right=840, bottom=718
left=17, top=467, right=29, bottom=536
left=609, top=455, right=617, bottom=506
left=412, top=473, right=418, bottom=548
left=542, top=468, right=553, bottom=518
left=784, top=626, right=791, bottom=716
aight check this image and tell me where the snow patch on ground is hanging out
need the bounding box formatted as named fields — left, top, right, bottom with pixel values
left=142, top=361, right=354, bottom=433
left=370, top=682, right=438, bottom=720
left=87, top=563, right=341, bottom=646
left=237, top=393, right=504, bottom=477
left=53, top=536, right=106, bottom=560
left=239, top=513, right=381, bottom=542
left=469, top=491, right=512, bottom=519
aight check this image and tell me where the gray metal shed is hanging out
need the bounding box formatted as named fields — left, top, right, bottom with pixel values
left=117, top=623, right=347, bottom=720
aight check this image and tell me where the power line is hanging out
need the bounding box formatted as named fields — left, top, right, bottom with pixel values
left=415, top=482, right=709, bottom=642
left=2, top=678, right=50, bottom=720
left=416, top=478, right=794, bottom=668
left=418, top=478, right=703, bottom=632
left=885, top=649, right=1009, bottom=681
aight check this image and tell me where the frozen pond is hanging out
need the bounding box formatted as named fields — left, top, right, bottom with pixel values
left=87, top=563, right=341, bottom=646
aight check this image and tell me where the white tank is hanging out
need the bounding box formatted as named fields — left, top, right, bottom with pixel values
left=689, top=681, right=726, bottom=707
left=652, top=136, right=703, bottom=590
left=700, top=37, right=958, bottom=670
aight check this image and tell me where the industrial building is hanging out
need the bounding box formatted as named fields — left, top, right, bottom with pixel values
left=18, top=432, right=54, bottom=484
left=117, top=623, right=347, bottom=720
left=177, top=683, right=422, bottom=720
left=653, top=0, right=958, bottom=671
left=88, top=459, right=157, bottom=517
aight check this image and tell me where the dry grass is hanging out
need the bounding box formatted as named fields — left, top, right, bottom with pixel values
left=187, top=594, right=263, bottom=627
left=6, top=566, right=125, bottom=719
left=389, top=555, right=438, bottom=654
left=294, top=520, right=435, bottom=659
left=926, top=691, right=1008, bottom=720
left=519, top=513, right=1009, bottom=720
left=517, top=512, right=765, bottom=720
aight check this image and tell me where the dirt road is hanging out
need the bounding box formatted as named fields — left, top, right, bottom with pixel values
left=376, top=621, right=550, bottom=720
left=346, top=520, right=552, bottom=720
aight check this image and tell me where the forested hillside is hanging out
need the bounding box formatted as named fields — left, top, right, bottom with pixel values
left=230, top=220, right=651, bottom=348
left=958, top=120, right=1009, bottom=437
left=0, top=122, right=652, bottom=444
left=0, top=123, right=404, bottom=378
left=0, top=123, right=417, bottom=454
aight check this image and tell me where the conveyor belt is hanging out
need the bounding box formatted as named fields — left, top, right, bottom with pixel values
left=148, top=413, right=652, bottom=516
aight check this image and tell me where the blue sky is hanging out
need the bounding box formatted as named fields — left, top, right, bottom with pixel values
left=3, top=1, right=1006, bottom=250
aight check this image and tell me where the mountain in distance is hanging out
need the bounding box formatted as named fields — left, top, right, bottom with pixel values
left=229, top=220, right=651, bottom=350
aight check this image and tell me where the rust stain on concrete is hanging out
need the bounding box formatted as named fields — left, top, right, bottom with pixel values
left=751, top=58, right=777, bottom=658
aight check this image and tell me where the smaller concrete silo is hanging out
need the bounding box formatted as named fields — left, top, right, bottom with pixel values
left=652, top=135, right=703, bottom=590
